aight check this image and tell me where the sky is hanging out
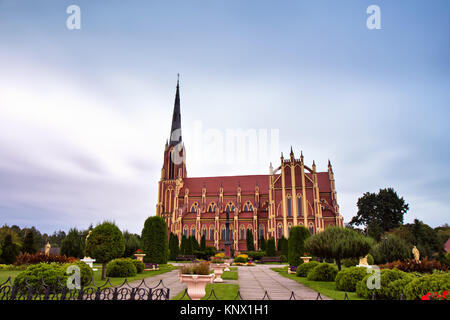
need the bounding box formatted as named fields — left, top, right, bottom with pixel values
left=0, top=0, right=449, bottom=235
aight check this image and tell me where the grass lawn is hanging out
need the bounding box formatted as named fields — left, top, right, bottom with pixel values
left=0, top=270, right=23, bottom=284
left=221, top=267, right=238, bottom=280
left=271, top=267, right=366, bottom=300
left=0, top=264, right=177, bottom=288
left=92, top=263, right=177, bottom=287
left=173, top=283, right=240, bottom=300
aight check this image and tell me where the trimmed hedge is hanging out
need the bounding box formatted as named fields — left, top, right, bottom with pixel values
left=296, top=261, right=320, bottom=277
left=356, top=268, right=412, bottom=299
left=141, top=216, right=169, bottom=264
left=130, top=259, right=145, bottom=273
left=404, top=272, right=450, bottom=300
left=335, top=267, right=368, bottom=292
left=307, top=263, right=338, bottom=282
left=66, top=261, right=94, bottom=286
left=106, top=258, right=137, bottom=277
left=14, top=263, right=68, bottom=291
left=288, top=226, right=310, bottom=267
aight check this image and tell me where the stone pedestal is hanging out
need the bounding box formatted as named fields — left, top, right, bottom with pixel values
left=300, top=256, right=312, bottom=264
left=81, top=257, right=98, bottom=271
left=134, top=253, right=146, bottom=262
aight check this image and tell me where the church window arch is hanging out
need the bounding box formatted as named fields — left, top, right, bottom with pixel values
left=243, top=201, right=253, bottom=212
left=202, top=225, right=207, bottom=238
left=287, top=195, right=292, bottom=217
left=221, top=225, right=226, bottom=240
left=190, top=202, right=199, bottom=213
left=240, top=225, right=246, bottom=240
left=191, top=226, right=196, bottom=237
left=183, top=225, right=189, bottom=238
left=297, top=195, right=303, bottom=217
left=308, top=222, right=314, bottom=235
left=225, top=202, right=235, bottom=213
left=259, top=225, right=265, bottom=239
left=207, top=202, right=217, bottom=213
left=277, top=223, right=283, bottom=239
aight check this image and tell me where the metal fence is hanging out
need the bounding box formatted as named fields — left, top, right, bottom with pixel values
left=0, top=277, right=170, bottom=301
left=175, top=288, right=327, bottom=300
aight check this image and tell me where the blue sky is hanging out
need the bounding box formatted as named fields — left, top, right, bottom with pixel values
left=0, top=0, right=449, bottom=234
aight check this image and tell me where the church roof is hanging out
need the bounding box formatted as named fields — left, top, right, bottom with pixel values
left=182, top=174, right=271, bottom=195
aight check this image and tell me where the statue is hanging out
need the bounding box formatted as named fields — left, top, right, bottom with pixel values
left=412, top=246, right=420, bottom=263
left=44, top=242, right=51, bottom=255
left=83, top=230, right=93, bottom=260
left=359, top=255, right=368, bottom=266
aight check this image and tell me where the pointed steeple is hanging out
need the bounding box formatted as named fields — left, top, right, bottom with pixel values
left=169, top=74, right=182, bottom=147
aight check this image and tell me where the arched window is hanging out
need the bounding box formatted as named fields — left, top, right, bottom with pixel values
left=225, top=202, right=235, bottom=213
left=277, top=224, right=283, bottom=239
left=243, top=201, right=253, bottom=212
left=190, top=202, right=199, bottom=213
left=202, top=226, right=207, bottom=238
left=288, top=223, right=292, bottom=236
left=287, top=196, right=292, bottom=217
left=297, top=195, right=303, bottom=217
left=207, top=202, right=216, bottom=213
left=209, top=226, right=215, bottom=240
left=191, top=226, right=195, bottom=237
left=309, top=223, right=314, bottom=235
left=221, top=225, right=226, bottom=240
left=259, top=225, right=265, bottom=239
left=183, top=226, right=189, bottom=238
left=240, top=226, right=246, bottom=240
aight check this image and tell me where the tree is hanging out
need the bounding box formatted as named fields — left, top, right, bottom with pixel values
left=169, top=233, right=180, bottom=260
left=260, top=235, right=266, bottom=251
left=200, top=234, right=206, bottom=251
left=0, top=234, right=21, bottom=265
left=305, top=226, right=374, bottom=270
left=141, top=216, right=169, bottom=264
left=266, top=237, right=276, bottom=257
left=85, top=222, right=125, bottom=279
left=246, top=229, right=254, bottom=251
left=278, top=236, right=288, bottom=256
left=22, top=231, right=36, bottom=254
left=288, top=226, right=310, bottom=267
left=122, top=231, right=141, bottom=258
left=191, top=236, right=200, bottom=251
left=180, top=235, right=188, bottom=255
left=386, top=219, right=443, bottom=258
left=61, top=228, right=84, bottom=258
left=370, top=234, right=412, bottom=264
left=349, top=188, right=409, bottom=241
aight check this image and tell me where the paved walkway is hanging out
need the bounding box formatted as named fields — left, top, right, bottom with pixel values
left=126, top=269, right=186, bottom=299
left=124, top=264, right=329, bottom=300
left=238, top=264, right=331, bottom=300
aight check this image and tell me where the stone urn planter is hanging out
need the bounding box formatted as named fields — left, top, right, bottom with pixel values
left=300, top=256, right=312, bottom=264
left=179, top=274, right=214, bottom=300
left=211, top=263, right=227, bottom=283
left=134, top=253, right=146, bottom=262
left=224, top=259, right=233, bottom=272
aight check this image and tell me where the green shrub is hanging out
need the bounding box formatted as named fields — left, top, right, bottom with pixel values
left=280, top=255, right=288, bottom=263
left=266, top=238, right=276, bottom=257
left=367, top=254, right=374, bottom=265
left=65, top=261, right=94, bottom=286
left=106, top=258, right=137, bottom=278
left=246, top=251, right=265, bottom=261
left=288, top=226, right=310, bottom=267
left=356, top=268, right=411, bottom=299
left=370, top=235, right=412, bottom=264
left=234, top=256, right=247, bottom=263
left=404, top=272, right=450, bottom=300
left=14, top=263, right=67, bottom=291
left=141, top=216, right=169, bottom=264
left=296, top=261, right=320, bottom=277
left=307, top=263, right=338, bottom=282
left=342, top=258, right=359, bottom=268
left=130, top=259, right=145, bottom=273
left=335, top=267, right=368, bottom=292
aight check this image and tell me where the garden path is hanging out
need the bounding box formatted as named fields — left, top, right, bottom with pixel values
left=237, top=264, right=331, bottom=300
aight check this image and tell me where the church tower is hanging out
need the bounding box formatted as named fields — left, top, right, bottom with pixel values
left=157, top=76, right=187, bottom=232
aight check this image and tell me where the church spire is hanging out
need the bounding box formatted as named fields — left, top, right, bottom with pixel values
left=169, top=74, right=182, bottom=147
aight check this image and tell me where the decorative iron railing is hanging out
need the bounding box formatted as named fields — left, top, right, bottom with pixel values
left=0, top=277, right=170, bottom=301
